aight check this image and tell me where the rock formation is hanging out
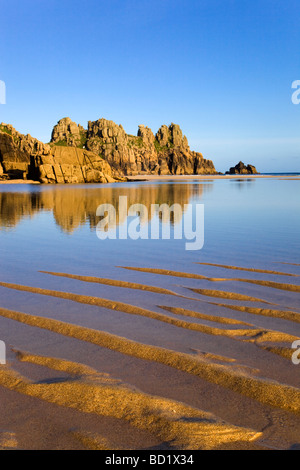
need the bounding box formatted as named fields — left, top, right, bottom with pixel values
left=36, top=147, right=117, bottom=184
left=51, top=118, right=217, bottom=176
left=0, top=117, right=217, bottom=184
left=226, top=161, right=258, bottom=175
left=0, top=123, right=120, bottom=184
left=0, top=123, right=52, bottom=180
left=51, top=117, right=86, bottom=148
left=154, top=123, right=215, bottom=175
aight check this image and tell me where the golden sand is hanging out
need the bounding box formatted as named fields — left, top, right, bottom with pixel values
left=158, top=305, right=252, bottom=326
left=118, top=266, right=227, bottom=281
left=213, top=303, right=300, bottom=324
left=196, top=262, right=299, bottom=277
left=0, top=257, right=299, bottom=449
left=188, top=287, right=271, bottom=303
left=233, top=278, right=300, bottom=293
left=0, top=281, right=296, bottom=350
left=119, top=266, right=300, bottom=292
left=40, top=271, right=182, bottom=298
left=0, top=307, right=299, bottom=414
left=260, top=346, right=294, bottom=361
left=42, top=270, right=275, bottom=306
left=71, top=431, right=116, bottom=450
left=278, top=262, right=300, bottom=266
left=0, top=281, right=254, bottom=336
left=0, top=432, right=18, bottom=450
left=189, top=350, right=237, bottom=363
left=0, top=180, right=39, bottom=185
left=0, top=351, right=262, bottom=450
left=158, top=306, right=299, bottom=356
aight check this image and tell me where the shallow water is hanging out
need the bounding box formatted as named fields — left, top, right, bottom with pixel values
left=0, top=177, right=299, bottom=278
left=0, top=177, right=300, bottom=450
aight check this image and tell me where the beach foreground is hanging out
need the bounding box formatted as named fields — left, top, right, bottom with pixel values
left=0, top=177, right=299, bottom=450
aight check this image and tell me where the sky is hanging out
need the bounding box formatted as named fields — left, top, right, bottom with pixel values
left=0, top=0, right=299, bottom=172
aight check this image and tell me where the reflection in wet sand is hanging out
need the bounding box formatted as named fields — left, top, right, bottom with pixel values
left=0, top=183, right=208, bottom=233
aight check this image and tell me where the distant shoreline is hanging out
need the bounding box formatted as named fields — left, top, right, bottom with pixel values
left=0, top=179, right=41, bottom=184
left=127, top=173, right=300, bottom=181
left=0, top=173, right=299, bottom=185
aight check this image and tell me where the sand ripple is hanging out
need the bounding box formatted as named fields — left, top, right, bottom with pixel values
left=0, top=351, right=261, bottom=450
left=0, top=307, right=299, bottom=414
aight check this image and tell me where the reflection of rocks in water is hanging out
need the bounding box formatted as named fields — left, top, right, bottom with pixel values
left=0, top=191, right=49, bottom=229
left=189, top=183, right=213, bottom=199
left=230, top=179, right=255, bottom=190
left=51, top=184, right=204, bottom=233
left=0, top=183, right=208, bottom=232
left=1, top=120, right=217, bottom=182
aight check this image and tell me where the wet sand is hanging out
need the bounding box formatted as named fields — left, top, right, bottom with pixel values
left=0, top=176, right=299, bottom=449
left=0, top=174, right=299, bottom=186
left=0, top=260, right=300, bottom=450
left=128, top=174, right=300, bottom=181
left=0, top=179, right=40, bottom=185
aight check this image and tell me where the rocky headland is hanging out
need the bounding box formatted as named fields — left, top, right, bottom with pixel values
left=0, top=118, right=217, bottom=184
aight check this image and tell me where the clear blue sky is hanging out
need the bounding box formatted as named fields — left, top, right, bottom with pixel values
left=0, top=0, right=299, bottom=172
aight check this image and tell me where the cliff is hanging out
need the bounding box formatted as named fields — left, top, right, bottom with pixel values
left=0, top=118, right=217, bottom=184
left=51, top=117, right=216, bottom=176
left=0, top=123, right=120, bottom=184
left=0, top=123, right=51, bottom=180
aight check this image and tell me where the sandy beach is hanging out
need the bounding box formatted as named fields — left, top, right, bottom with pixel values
left=1, top=0, right=299, bottom=453
left=0, top=176, right=299, bottom=450
left=127, top=174, right=300, bottom=181
left=0, top=261, right=300, bottom=449
left=0, top=180, right=40, bottom=185
left=1, top=174, right=299, bottom=186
